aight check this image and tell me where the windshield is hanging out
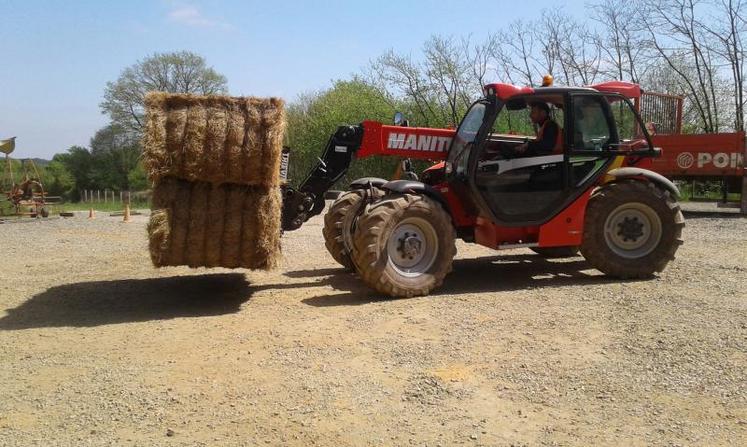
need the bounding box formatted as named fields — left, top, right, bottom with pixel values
left=448, top=102, right=487, bottom=176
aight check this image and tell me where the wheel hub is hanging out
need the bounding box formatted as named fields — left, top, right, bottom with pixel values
left=603, top=202, right=663, bottom=259
left=399, top=234, right=423, bottom=259
left=617, top=216, right=645, bottom=242
left=386, top=218, right=439, bottom=277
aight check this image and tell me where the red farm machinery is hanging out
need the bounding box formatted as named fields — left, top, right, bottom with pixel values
left=281, top=80, right=688, bottom=297
left=0, top=137, right=56, bottom=219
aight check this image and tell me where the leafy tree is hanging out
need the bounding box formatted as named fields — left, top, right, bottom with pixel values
left=101, top=51, right=228, bottom=132
left=127, top=161, right=149, bottom=191
left=285, top=79, right=401, bottom=186
left=54, top=146, right=95, bottom=196
left=89, top=125, right=141, bottom=191
left=40, top=160, right=75, bottom=198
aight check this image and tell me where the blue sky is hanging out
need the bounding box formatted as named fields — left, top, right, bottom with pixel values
left=1, top=0, right=584, bottom=159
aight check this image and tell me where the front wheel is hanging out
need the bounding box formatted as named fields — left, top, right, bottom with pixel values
left=352, top=194, right=456, bottom=298
left=322, top=188, right=382, bottom=270
left=581, top=181, right=684, bottom=278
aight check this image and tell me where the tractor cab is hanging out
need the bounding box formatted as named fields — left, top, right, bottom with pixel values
left=446, top=84, right=657, bottom=226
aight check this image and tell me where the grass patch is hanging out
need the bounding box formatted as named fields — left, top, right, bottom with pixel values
left=54, top=201, right=151, bottom=213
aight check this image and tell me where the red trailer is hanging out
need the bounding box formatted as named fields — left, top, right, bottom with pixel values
left=593, top=82, right=747, bottom=213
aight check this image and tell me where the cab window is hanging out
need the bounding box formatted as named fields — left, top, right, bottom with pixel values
left=572, top=96, right=612, bottom=150
left=491, top=98, right=564, bottom=138
left=449, top=101, right=486, bottom=176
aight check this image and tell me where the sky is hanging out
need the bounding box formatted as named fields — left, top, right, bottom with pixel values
left=1, top=0, right=586, bottom=159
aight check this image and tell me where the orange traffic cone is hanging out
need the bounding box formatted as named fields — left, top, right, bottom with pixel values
left=88, top=208, right=96, bottom=219
left=123, top=204, right=131, bottom=223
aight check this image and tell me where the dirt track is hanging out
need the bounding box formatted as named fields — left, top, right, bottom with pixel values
left=1, top=209, right=745, bottom=446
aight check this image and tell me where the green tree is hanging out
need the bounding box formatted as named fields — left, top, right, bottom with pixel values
left=40, top=160, right=75, bottom=198
left=89, top=125, right=141, bottom=191
left=127, top=161, right=149, bottom=191
left=54, top=146, right=95, bottom=197
left=101, top=51, right=228, bottom=133
left=286, top=79, right=401, bottom=186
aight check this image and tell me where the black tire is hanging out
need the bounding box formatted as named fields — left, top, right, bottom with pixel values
left=322, top=188, right=382, bottom=270
left=530, top=246, right=580, bottom=258
left=40, top=207, right=49, bottom=218
left=352, top=194, right=456, bottom=298
left=580, top=180, right=685, bottom=279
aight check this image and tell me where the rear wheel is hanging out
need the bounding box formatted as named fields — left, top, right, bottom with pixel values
left=322, top=188, right=382, bottom=270
left=352, top=194, right=456, bottom=297
left=530, top=246, right=580, bottom=258
left=580, top=181, right=684, bottom=278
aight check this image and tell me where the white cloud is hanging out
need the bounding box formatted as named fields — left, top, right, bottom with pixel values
left=167, top=4, right=231, bottom=29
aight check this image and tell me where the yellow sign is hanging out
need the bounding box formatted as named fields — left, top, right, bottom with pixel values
left=0, top=137, right=16, bottom=155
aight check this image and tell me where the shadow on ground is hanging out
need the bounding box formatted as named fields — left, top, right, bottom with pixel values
left=0, top=273, right=252, bottom=330
left=682, top=210, right=745, bottom=219
left=296, top=253, right=629, bottom=307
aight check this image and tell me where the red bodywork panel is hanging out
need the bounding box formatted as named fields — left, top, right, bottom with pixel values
left=651, top=132, right=745, bottom=177
left=590, top=81, right=642, bottom=99
left=483, top=83, right=535, bottom=101
left=472, top=188, right=593, bottom=249
left=357, top=120, right=455, bottom=160
left=432, top=182, right=475, bottom=228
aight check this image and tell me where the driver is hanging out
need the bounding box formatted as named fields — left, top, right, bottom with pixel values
left=513, top=102, right=562, bottom=156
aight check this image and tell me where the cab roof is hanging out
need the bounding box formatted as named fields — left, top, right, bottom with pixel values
left=483, top=81, right=641, bottom=102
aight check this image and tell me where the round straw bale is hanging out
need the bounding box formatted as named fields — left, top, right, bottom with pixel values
left=251, top=186, right=282, bottom=269
left=142, top=93, right=170, bottom=182
left=185, top=181, right=210, bottom=267
left=181, top=104, right=208, bottom=182
left=224, top=101, right=245, bottom=184
left=167, top=180, right=193, bottom=266
left=164, top=104, right=189, bottom=179
left=239, top=187, right=261, bottom=268
left=241, top=98, right=264, bottom=185
left=204, top=184, right=227, bottom=267
left=151, top=176, right=179, bottom=209
left=220, top=185, right=245, bottom=268
left=147, top=209, right=172, bottom=267
left=203, top=105, right=229, bottom=183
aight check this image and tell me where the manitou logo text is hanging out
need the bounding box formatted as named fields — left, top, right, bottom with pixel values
left=387, top=132, right=453, bottom=152
left=675, top=151, right=743, bottom=170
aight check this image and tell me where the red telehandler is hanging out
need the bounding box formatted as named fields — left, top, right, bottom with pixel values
left=281, top=81, right=685, bottom=297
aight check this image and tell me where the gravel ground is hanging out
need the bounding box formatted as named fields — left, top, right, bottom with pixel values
left=0, top=208, right=745, bottom=446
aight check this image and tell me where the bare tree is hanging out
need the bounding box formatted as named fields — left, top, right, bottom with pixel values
left=370, top=50, right=438, bottom=126
left=100, top=51, right=227, bottom=133
left=423, top=36, right=472, bottom=125
left=641, top=0, right=723, bottom=132
left=590, top=0, right=648, bottom=82
left=502, top=20, right=539, bottom=85
left=463, top=33, right=501, bottom=90
left=701, top=0, right=746, bottom=131
left=548, top=12, right=603, bottom=85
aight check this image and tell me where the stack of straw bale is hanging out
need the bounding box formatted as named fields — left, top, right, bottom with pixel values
left=143, top=93, right=285, bottom=270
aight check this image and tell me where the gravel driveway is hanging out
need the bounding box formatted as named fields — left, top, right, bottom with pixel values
left=0, top=209, right=745, bottom=446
